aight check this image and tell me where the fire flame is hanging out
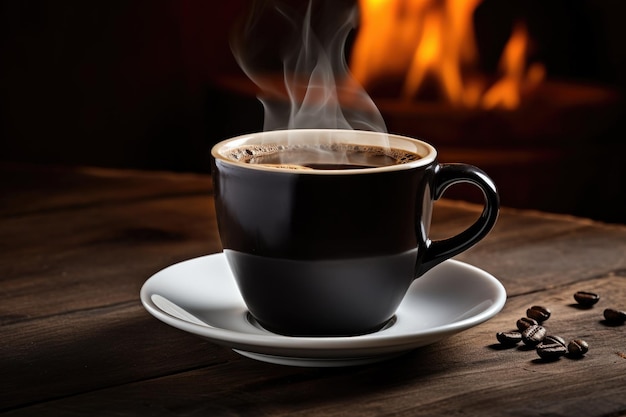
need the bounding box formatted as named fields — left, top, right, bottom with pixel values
left=350, top=0, right=546, bottom=109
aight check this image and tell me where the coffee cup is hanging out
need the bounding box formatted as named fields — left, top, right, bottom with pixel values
left=211, top=129, right=499, bottom=336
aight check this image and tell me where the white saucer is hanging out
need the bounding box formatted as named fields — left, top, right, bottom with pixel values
left=140, top=253, right=506, bottom=367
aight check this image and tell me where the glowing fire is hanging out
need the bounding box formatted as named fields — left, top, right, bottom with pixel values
left=350, top=0, right=546, bottom=109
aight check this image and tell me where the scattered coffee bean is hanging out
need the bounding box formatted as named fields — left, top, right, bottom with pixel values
left=574, top=291, right=600, bottom=306
left=527, top=305, right=551, bottom=322
left=567, top=339, right=589, bottom=357
left=536, top=340, right=567, bottom=361
left=603, top=308, right=626, bottom=324
left=521, top=325, right=546, bottom=346
left=496, top=331, right=522, bottom=346
left=492, top=300, right=616, bottom=364
left=543, top=335, right=566, bottom=347
left=516, top=317, right=538, bottom=332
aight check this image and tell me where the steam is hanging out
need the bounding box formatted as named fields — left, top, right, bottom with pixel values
left=230, top=0, right=387, bottom=134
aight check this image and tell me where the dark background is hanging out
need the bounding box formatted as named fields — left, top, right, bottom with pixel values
left=1, top=0, right=625, bottom=222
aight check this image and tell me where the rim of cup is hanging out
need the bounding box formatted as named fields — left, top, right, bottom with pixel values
left=211, top=129, right=437, bottom=175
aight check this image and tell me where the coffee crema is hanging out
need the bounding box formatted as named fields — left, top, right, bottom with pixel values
left=225, top=143, right=422, bottom=170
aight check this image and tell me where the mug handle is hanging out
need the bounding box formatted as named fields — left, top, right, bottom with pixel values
left=415, top=163, right=500, bottom=277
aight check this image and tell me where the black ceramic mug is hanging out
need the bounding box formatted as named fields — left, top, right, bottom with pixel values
left=211, top=129, right=499, bottom=336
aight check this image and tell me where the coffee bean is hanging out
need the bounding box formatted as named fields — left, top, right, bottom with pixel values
left=516, top=317, right=538, bottom=332
left=603, top=308, right=626, bottom=324
left=536, top=341, right=567, bottom=361
left=496, top=331, right=522, bottom=346
left=527, top=305, right=551, bottom=322
left=574, top=291, right=600, bottom=306
left=544, top=335, right=566, bottom=347
left=521, top=325, right=546, bottom=346
left=567, top=339, right=589, bottom=357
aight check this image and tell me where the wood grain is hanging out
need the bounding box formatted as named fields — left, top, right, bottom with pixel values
left=0, top=163, right=211, bottom=217
left=2, top=163, right=625, bottom=416
left=3, top=275, right=625, bottom=416
left=0, top=196, right=221, bottom=325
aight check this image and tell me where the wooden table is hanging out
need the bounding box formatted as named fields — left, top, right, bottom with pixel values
left=2, top=162, right=625, bottom=416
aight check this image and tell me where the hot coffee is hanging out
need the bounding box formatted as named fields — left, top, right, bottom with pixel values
left=225, top=143, right=422, bottom=170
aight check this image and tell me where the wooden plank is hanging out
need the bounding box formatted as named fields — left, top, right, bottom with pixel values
left=0, top=163, right=211, bottom=216
left=0, top=195, right=221, bottom=325
left=3, top=274, right=625, bottom=416
left=432, top=201, right=626, bottom=296
left=457, top=214, right=626, bottom=295
left=0, top=303, right=237, bottom=411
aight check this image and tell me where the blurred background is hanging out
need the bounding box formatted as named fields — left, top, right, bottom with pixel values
left=1, top=0, right=624, bottom=223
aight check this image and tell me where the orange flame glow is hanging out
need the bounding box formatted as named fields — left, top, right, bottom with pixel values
left=350, top=0, right=546, bottom=109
